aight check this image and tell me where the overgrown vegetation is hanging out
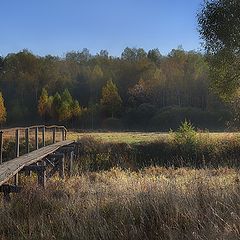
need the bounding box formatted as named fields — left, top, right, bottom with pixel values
left=1, top=130, right=240, bottom=239
left=74, top=132, right=240, bottom=171
left=1, top=167, right=240, bottom=239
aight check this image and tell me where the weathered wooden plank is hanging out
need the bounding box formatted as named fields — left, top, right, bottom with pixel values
left=0, top=140, right=74, bottom=186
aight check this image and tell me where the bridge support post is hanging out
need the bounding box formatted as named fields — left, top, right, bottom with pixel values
left=22, top=164, right=47, bottom=188
left=59, top=154, right=65, bottom=179
left=61, top=128, right=65, bottom=141
left=25, top=128, right=32, bottom=176
left=42, top=127, right=45, bottom=147
left=14, top=129, right=20, bottom=185
left=35, top=127, right=38, bottom=150
left=52, top=128, right=56, bottom=144
left=69, top=151, right=74, bottom=177
left=57, top=146, right=75, bottom=177
left=38, top=162, right=46, bottom=188
left=46, top=153, right=66, bottom=180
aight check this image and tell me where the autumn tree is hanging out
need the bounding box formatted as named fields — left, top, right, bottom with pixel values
left=100, top=79, right=122, bottom=118
left=0, top=47, right=228, bottom=129
left=38, top=88, right=81, bottom=123
left=0, top=92, right=7, bottom=125
left=38, top=88, right=49, bottom=120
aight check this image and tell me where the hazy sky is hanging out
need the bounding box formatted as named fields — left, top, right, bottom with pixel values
left=1, top=0, right=203, bottom=57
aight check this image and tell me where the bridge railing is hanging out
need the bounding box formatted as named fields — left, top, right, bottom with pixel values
left=0, top=125, right=67, bottom=164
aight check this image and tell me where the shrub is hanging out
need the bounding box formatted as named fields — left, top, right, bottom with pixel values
left=171, top=120, right=197, bottom=146
left=123, top=103, right=157, bottom=129
left=150, top=106, right=230, bottom=131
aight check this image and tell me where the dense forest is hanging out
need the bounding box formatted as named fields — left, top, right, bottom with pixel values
left=0, top=47, right=231, bottom=130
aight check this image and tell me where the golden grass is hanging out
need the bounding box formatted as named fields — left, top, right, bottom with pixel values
left=1, top=131, right=240, bottom=239
left=68, top=131, right=240, bottom=144
left=1, top=167, right=240, bottom=239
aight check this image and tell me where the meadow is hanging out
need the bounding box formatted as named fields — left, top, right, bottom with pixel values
left=1, top=128, right=240, bottom=239
left=68, top=131, right=240, bottom=144
left=1, top=167, right=240, bottom=239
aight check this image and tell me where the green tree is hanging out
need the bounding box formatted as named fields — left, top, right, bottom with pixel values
left=72, top=100, right=81, bottom=118
left=59, top=101, right=72, bottom=122
left=147, top=48, right=162, bottom=64
left=100, top=79, right=122, bottom=118
left=198, top=0, right=240, bottom=101
left=0, top=92, right=7, bottom=125
left=121, top=47, right=147, bottom=61
left=58, top=89, right=74, bottom=122
left=90, top=65, right=104, bottom=96
left=51, top=92, right=62, bottom=121
left=62, top=89, right=73, bottom=104
left=71, top=100, right=82, bottom=126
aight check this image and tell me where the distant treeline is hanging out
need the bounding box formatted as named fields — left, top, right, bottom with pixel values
left=0, top=47, right=231, bottom=130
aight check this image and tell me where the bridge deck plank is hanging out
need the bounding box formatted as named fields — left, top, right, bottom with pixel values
left=0, top=140, right=74, bottom=186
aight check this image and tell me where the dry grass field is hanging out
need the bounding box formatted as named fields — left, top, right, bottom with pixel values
left=1, top=167, right=240, bottom=239
left=1, top=130, right=240, bottom=239
left=68, top=131, right=240, bottom=144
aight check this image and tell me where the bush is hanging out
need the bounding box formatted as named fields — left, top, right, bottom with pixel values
left=123, top=103, right=157, bottom=129
left=172, top=120, right=197, bottom=145
left=150, top=106, right=231, bottom=131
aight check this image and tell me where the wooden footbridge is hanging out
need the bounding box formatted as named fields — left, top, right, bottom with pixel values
left=0, top=125, right=76, bottom=201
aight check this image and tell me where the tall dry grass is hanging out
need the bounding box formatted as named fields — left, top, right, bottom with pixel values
left=1, top=167, right=240, bottom=240
left=76, top=135, right=240, bottom=171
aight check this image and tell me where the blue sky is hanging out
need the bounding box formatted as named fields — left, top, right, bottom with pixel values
left=1, top=0, right=203, bottom=57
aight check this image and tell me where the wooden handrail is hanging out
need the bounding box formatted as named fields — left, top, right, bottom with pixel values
left=0, top=125, right=67, bottom=133
left=0, top=125, right=68, bottom=165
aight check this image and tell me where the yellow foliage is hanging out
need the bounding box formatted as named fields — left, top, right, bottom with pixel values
left=0, top=92, right=6, bottom=125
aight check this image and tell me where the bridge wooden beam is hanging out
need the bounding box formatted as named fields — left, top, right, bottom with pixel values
left=22, top=164, right=47, bottom=188
left=46, top=153, right=65, bottom=179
